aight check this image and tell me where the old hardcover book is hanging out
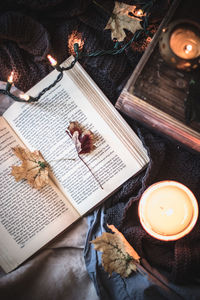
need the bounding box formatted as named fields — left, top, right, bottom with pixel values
left=0, top=56, right=149, bottom=273
left=115, top=0, right=200, bottom=152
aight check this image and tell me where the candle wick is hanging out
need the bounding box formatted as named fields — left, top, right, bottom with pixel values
left=184, top=44, right=193, bottom=54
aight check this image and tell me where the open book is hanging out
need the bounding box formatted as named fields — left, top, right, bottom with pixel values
left=0, top=56, right=149, bottom=273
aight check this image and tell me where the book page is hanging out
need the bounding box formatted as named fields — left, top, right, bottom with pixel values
left=4, top=58, right=148, bottom=215
left=0, top=117, right=79, bottom=273
left=64, top=57, right=149, bottom=167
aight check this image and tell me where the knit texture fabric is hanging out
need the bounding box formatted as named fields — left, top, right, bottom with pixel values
left=0, top=0, right=200, bottom=285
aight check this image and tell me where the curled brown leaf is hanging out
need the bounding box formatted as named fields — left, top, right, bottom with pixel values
left=11, top=147, right=49, bottom=190
left=91, top=224, right=140, bottom=277
left=67, top=121, right=96, bottom=154
left=66, top=121, right=103, bottom=189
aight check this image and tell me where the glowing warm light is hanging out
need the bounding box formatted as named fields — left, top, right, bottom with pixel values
left=146, top=36, right=152, bottom=43
left=138, top=181, right=198, bottom=241
left=47, top=55, right=57, bottom=66
left=20, top=94, right=30, bottom=101
left=8, top=71, right=14, bottom=83
left=134, top=9, right=143, bottom=17
left=68, top=31, right=84, bottom=55
left=170, top=28, right=200, bottom=59
left=184, top=44, right=193, bottom=54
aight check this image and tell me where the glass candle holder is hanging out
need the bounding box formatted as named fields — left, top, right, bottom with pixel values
left=159, top=19, right=200, bottom=71
left=138, top=181, right=199, bottom=241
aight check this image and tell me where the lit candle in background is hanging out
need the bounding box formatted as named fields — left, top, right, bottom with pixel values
left=159, top=20, right=200, bottom=70
left=170, top=27, right=200, bottom=60
left=138, top=181, right=199, bottom=241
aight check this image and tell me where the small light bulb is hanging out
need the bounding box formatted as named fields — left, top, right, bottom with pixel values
left=47, top=54, right=57, bottom=67
left=8, top=71, right=14, bottom=84
left=20, top=94, right=30, bottom=101
left=136, top=9, right=143, bottom=16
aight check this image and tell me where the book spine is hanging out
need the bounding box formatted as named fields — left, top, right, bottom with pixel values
left=116, top=91, right=200, bottom=153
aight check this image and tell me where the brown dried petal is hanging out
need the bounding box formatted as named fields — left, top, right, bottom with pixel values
left=12, top=147, right=29, bottom=161
left=26, top=167, right=41, bottom=180
left=68, top=121, right=82, bottom=136
left=71, top=130, right=82, bottom=153
left=68, top=122, right=96, bottom=155
left=79, top=130, right=96, bottom=154
left=11, top=165, right=26, bottom=182
left=28, top=169, right=49, bottom=189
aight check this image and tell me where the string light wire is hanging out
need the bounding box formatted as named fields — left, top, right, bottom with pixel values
left=0, top=1, right=153, bottom=103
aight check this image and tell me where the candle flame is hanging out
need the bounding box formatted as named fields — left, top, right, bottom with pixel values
left=20, top=94, right=30, bottom=101
left=8, top=71, right=14, bottom=84
left=47, top=55, right=57, bottom=66
left=184, top=44, right=193, bottom=54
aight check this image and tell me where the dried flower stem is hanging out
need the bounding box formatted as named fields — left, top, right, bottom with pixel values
left=66, top=130, right=103, bottom=190
left=92, top=0, right=111, bottom=15
left=137, top=259, right=183, bottom=300
left=50, top=158, right=76, bottom=163
left=77, top=153, right=103, bottom=189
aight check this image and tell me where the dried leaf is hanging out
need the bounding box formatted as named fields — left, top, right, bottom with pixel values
left=11, top=146, right=49, bottom=190
left=66, top=121, right=103, bottom=189
left=105, top=2, right=143, bottom=41
left=91, top=224, right=140, bottom=277
left=67, top=121, right=96, bottom=154
left=71, top=131, right=82, bottom=154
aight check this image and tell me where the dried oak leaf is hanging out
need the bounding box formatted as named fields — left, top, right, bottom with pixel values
left=91, top=224, right=140, bottom=278
left=11, top=146, right=49, bottom=190
left=67, top=121, right=96, bottom=154
left=105, top=2, right=143, bottom=41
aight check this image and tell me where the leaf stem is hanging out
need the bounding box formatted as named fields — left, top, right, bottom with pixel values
left=49, top=158, right=76, bottom=163
left=92, top=0, right=111, bottom=16
left=66, top=129, right=103, bottom=190
left=78, top=153, right=103, bottom=189
left=136, top=259, right=184, bottom=300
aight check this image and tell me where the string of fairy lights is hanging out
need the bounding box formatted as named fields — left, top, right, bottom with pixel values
left=0, top=1, right=154, bottom=104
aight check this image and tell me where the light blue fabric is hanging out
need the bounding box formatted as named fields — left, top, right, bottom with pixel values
left=84, top=207, right=200, bottom=300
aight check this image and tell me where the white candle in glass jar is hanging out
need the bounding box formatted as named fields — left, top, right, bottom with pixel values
left=169, top=27, right=200, bottom=60
left=138, top=181, right=199, bottom=241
